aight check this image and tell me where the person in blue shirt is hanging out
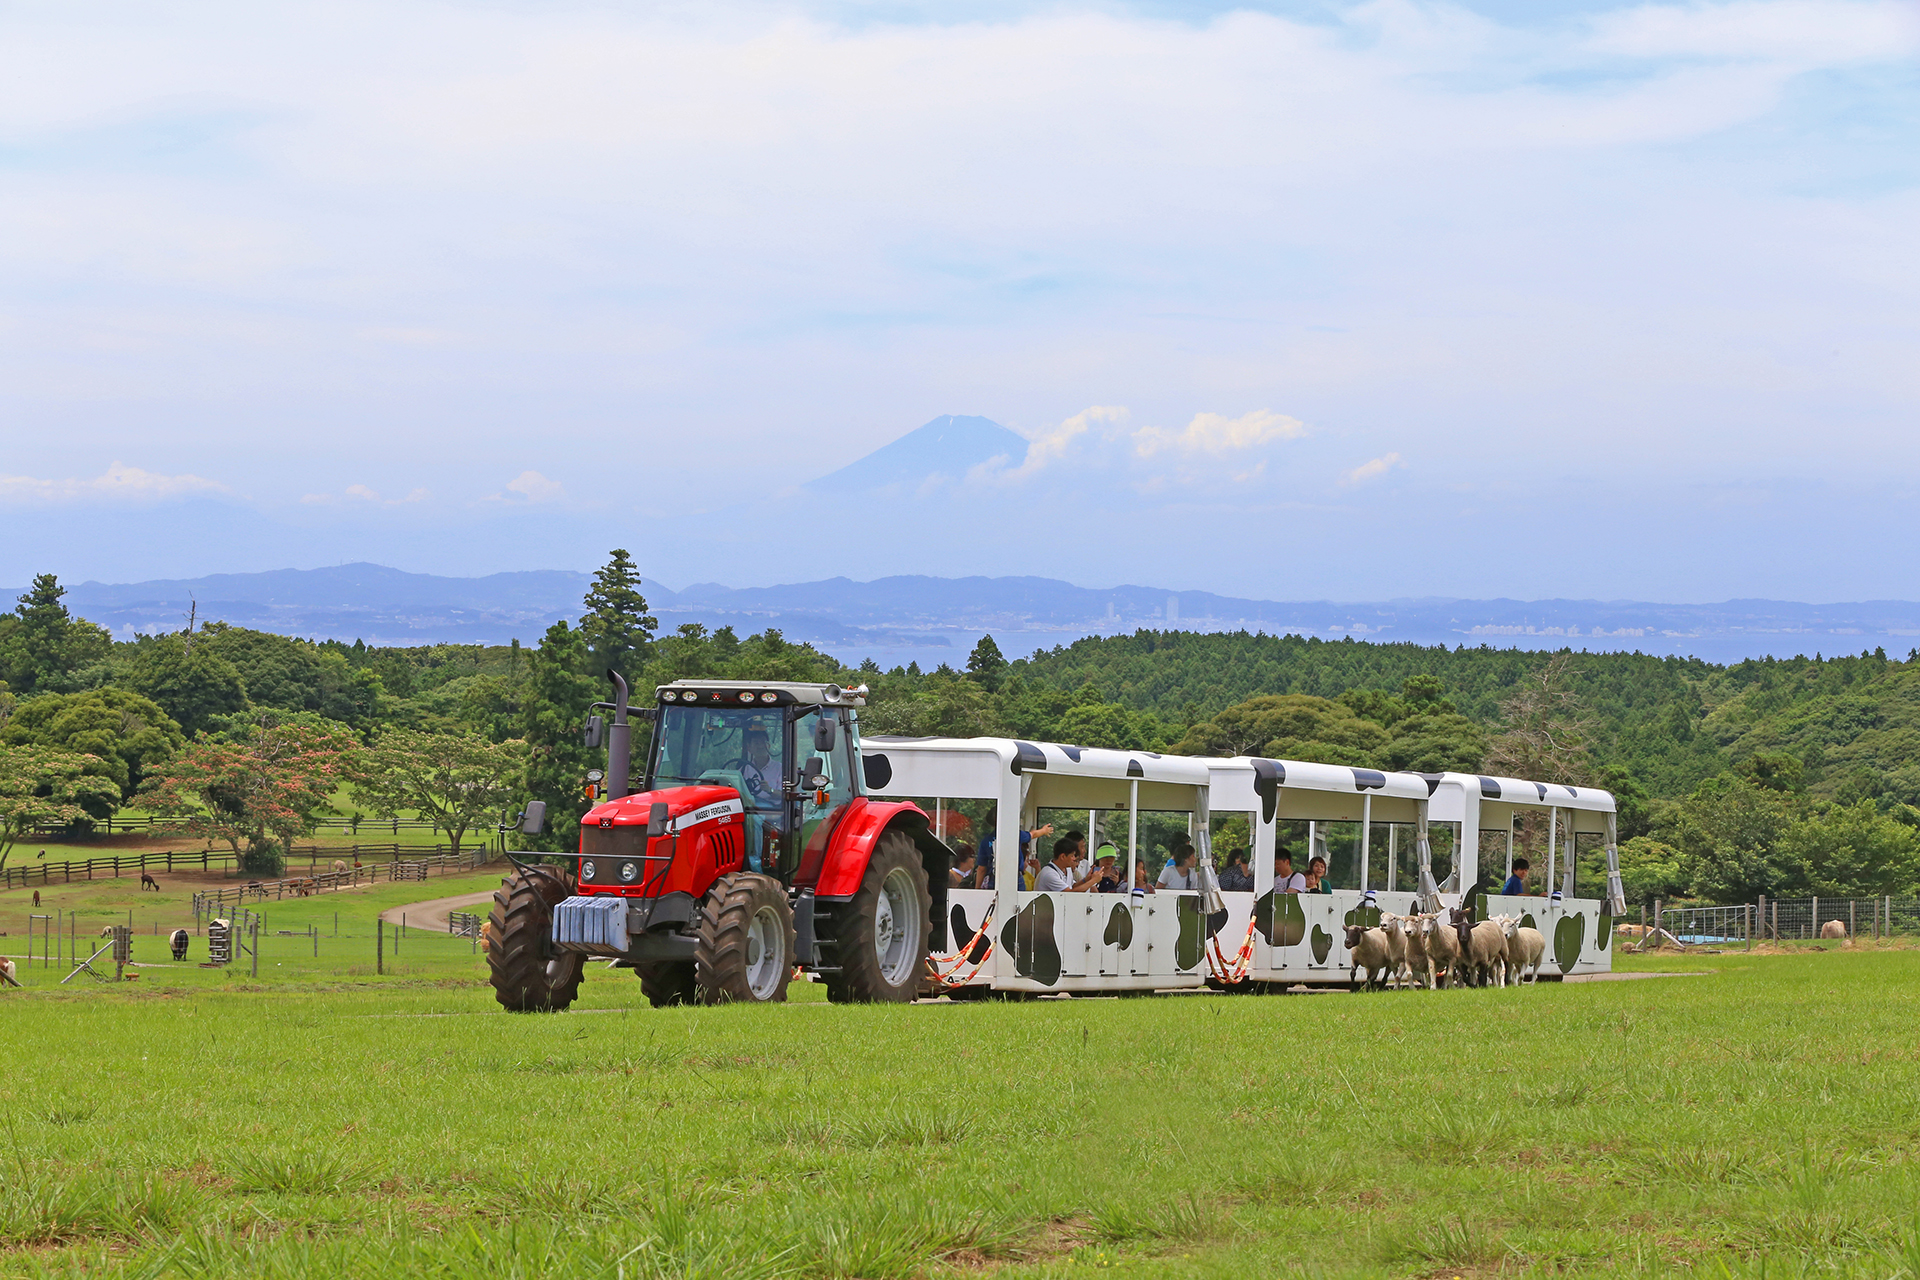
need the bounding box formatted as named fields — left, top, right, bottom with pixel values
left=978, top=803, right=1054, bottom=890
left=1502, top=857, right=1530, bottom=895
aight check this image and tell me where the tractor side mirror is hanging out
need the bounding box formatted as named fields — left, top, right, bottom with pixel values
left=813, top=715, right=837, bottom=753
left=802, top=756, right=827, bottom=788
left=646, top=802, right=669, bottom=838
left=518, top=801, right=548, bottom=835
left=584, top=715, right=604, bottom=749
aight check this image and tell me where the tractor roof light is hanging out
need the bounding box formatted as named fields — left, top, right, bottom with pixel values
left=759, top=691, right=777, bottom=704
left=738, top=691, right=755, bottom=703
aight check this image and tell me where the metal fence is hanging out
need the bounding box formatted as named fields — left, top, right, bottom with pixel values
left=1643, top=896, right=1920, bottom=948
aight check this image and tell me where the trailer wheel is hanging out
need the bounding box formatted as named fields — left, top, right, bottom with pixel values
left=825, top=831, right=929, bottom=1003
left=637, top=962, right=696, bottom=1007
left=695, top=874, right=795, bottom=1004
left=487, top=867, right=583, bottom=1012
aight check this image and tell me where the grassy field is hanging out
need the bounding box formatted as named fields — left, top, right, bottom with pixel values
left=2, top=885, right=1919, bottom=1278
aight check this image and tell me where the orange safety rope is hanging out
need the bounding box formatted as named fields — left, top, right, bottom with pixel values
left=928, top=908, right=996, bottom=988
left=1205, top=918, right=1258, bottom=984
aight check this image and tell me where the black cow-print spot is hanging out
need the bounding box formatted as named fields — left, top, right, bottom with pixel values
left=998, top=895, right=1061, bottom=985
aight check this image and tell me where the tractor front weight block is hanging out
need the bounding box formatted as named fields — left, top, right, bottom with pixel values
left=551, top=894, right=699, bottom=963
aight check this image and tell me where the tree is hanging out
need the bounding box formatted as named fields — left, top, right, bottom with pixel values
left=579, top=549, right=658, bottom=680
left=126, top=633, right=247, bottom=736
left=139, top=713, right=359, bottom=875
left=352, top=730, right=527, bottom=858
left=1, top=688, right=183, bottom=806
left=1174, top=694, right=1390, bottom=768
left=1661, top=774, right=1794, bottom=902
left=1384, top=713, right=1485, bottom=773
left=0, top=745, right=121, bottom=871
left=518, top=620, right=600, bottom=853
left=1484, top=654, right=1596, bottom=784
left=0, top=574, right=111, bottom=695
left=1055, top=699, right=1165, bottom=751
left=966, top=634, right=1008, bottom=692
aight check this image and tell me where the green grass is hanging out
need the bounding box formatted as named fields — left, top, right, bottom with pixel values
left=1, top=925, right=1919, bottom=1277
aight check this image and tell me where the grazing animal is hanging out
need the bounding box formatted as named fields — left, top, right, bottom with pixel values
left=1495, top=914, right=1546, bottom=985
left=32, top=890, right=40, bottom=907
left=1343, top=923, right=1395, bottom=991
left=480, top=920, right=496, bottom=956
left=1378, top=913, right=1411, bottom=989
left=0, top=957, right=17, bottom=988
left=101, top=925, right=116, bottom=939
left=1419, top=912, right=1463, bottom=988
left=332, top=860, right=348, bottom=875
left=140, top=871, right=160, bottom=891
left=1402, top=912, right=1436, bottom=989
left=1450, top=908, right=1509, bottom=988
left=1820, top=920, right=1847, bottom=940
left=169, top=929, right=190, bottom=961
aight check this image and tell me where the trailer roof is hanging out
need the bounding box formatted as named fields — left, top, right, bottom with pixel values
left=862, top=735, right=1211, bottom=785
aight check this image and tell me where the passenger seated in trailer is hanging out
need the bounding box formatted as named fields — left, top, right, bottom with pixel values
left=950, top=845, right=979, bottom=888
left=979, top=805, right=1055, bottom=890
left=1502, top=857, right=1530, bottom=895
left=1157, top=844, right=1199, bottom=891
left=1217, top=848, right=1253, bottom=892
left=1035, top=836, right=1104, bottom=893
left=1090, top=843, right=1123, bottom=892
left=1274, top=849, right=1306, bottom=893
left=1130, top=861, right=1155, bottom=894
left=1303, top=855, right=1332, bottom=894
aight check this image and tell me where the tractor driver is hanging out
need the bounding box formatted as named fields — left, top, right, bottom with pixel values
left=737, top=723, right=785, bottom=870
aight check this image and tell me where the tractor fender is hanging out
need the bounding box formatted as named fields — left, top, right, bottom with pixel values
left=805, top=798, right=945, bottom=897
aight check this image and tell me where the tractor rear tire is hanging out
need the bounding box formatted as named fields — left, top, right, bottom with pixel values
left=487, top=867, right=583, bottom=1012
left=824, top=831, right=929, bottom=1004
left=695, top=874, right=795, bottom=1004
left=637, top=962, right=696, bottom=1007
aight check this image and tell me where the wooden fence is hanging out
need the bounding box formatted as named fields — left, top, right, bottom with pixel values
left=189, top=849, right=493, bottom=916
left=2, top=842, right=498, bottom=892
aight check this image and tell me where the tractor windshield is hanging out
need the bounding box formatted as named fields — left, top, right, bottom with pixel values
left=649, top=706, right=786, bottom=813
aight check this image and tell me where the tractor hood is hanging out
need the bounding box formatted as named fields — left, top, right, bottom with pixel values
left=583, top=784, right=743, bottom=834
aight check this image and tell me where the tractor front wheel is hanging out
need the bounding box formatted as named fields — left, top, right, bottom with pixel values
left=825, top=831, right=929, bottom=1004
left=636, top=962, right=696, bottom=1007
left=695, top=873, right=795, bottom=1004
left=487, top=867, right=583, bottom=1012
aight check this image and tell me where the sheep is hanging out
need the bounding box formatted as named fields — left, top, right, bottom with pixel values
left=1495, top=914, right=1546, bottom=985
left=169, top=929, right=190, bottom=961
left=1378, top=913, right=1411, bottom=989
left=1820, top=920, right=1846, bottom=940
left=1402, top=912, right=1437, bottom=989
left=1450, top=907, right=1508, bottom=988
left=1419, top=912, right=1463, bottom=988
left=332, top=860, right=348, bottom=875
left=1343, top=923, right=1394, bottom=991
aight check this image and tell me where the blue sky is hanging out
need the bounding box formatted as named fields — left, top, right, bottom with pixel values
left=1, top=0, right=1916, bottom=601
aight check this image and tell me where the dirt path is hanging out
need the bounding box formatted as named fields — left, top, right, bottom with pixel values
left=380, top=890, right=496, bottom=933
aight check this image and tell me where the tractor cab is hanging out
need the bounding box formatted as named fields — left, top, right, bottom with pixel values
left=487, top=676, right=947, bottom=1013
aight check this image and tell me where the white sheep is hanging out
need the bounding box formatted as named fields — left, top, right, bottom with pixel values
left=1495, top=914, right=1545, bottom=985
left=1449, top=908, right=1508, bottom=988
left=1419, top=912, right=1463, bottom=988
left=1820, top=920, right=1846, bottom=940
left=1343, top=923, right=1394, bottom=991
left=1378, top=913, right=1411, bottom=990
left=1402, top=912, right=1436, bottom=989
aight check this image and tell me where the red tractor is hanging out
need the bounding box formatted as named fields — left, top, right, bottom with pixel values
left=487, top=675, right=950, bottom=1009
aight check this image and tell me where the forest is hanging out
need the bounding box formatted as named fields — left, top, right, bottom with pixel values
left=2, top=551, right=1916, bottom=903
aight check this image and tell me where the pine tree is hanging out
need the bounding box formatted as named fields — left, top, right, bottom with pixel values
left=519, top=620, right=600, bottom=852
left=579, top=549, right=658, bottom=682
left=966, top=634, right=1008, bottom=691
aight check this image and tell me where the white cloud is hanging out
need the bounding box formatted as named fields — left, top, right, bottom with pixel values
left=1340, top=453, right=1405, bottom=487
left=1134, top=410, right=1307, bottom=459
left=0, top=462, right=226, bottom=504
left=1000, top=405, right=1128, bottom=480
left=487, top=470, right=564, bottom=503
left=302, top=483, right=430, bottom=506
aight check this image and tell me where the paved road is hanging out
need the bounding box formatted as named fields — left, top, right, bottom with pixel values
left=380, top=890, right=495, bottom=932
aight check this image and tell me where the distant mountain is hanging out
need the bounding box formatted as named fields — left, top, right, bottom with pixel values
left=11, top=563, right=1920, bottom=665
left=805, top=415, right=1028, bottom=494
